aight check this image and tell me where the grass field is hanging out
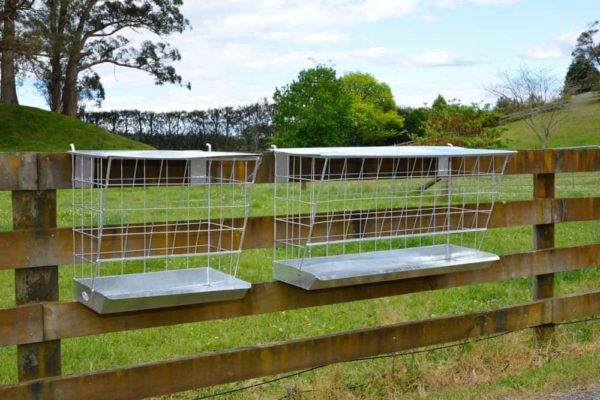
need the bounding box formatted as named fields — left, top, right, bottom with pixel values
left=501, top=92, right=600, bottom=149
left=0, top=104, right=153, bottom=152
left=0, top=103, right=598, bottom=399
left=0, top=176, right=598, bottom=399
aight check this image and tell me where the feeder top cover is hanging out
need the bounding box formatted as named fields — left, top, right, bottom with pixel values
left=69, top=149, right=260, bottom=160
left=272, top=146, right=516, bottom=158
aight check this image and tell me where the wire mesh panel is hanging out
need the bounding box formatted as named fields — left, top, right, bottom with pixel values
left=71, top=150, right=261, bottom=313
left=273, top=146, right=516, bottom=290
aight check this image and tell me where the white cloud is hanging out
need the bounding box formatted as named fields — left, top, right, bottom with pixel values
left=401, top=51, right=482, bottom=67
left=427, top=0, right=520, bottom=8
left=522, top=31, right=579, bottom=59
left=421, top=14, right=439, bottom=23
left=292, top=32, right=349, bottom=44
left=352, top=0, right=420, bottom=22
left=193, top=0, right=420, bottom=42
left=427, top=0, right=463, bottom=8
left=470, top=0, right=520, bottom=4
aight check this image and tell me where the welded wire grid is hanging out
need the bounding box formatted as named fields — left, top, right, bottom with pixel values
left=72, top=153, right=260, bottom=289
left=274, top=153, right=512, bottom=267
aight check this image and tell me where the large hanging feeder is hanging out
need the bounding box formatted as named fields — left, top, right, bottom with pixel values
left=272, top=146, right=515, bottom=290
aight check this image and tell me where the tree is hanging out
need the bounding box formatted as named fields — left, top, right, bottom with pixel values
left=0, top=0, right=34, bottom=104
left=431, top=94, right=447, bottom=111
left=26, top=0, right=190, bottom=116
left=398, top=106, right=429, bottom=138
left=564, top=21, right=600, bottom=95
left=272, top=65, right=352, bottom=147
left=493, top=96, right=521, bottom=114
left=340, top=72, right=406, bottom=145
left=413, top=98, right=504, bottom=148
left=563, top=55, right=600, bottom=95
left=488, top=66, right=565, bottom=148
left=572, top=21, right=600, bottom=69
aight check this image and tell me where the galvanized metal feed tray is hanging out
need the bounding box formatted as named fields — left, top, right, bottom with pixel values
left=273, top=244, right=498, bottom=290
left=74, top=268, right=251, bottom=314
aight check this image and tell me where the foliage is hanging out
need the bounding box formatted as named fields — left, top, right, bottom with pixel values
left=397, top=106, right=430, bottom=138
left=413, top=96, right=505, bottom=148
left=0, top=104, right=152, bottom=151
left=494, top=96, right=522, bottom=114
left=84, top=100, right=275, bottom=151
left=340, top=72, right=406, bottom=145
left=488, top=66, right=564, bottom=148
left=572, top=20, right=600, bottom=69
left=563, top=55, right=600, bottom=95
left=24, top=0, right=190, bottom=116
left=272, top=65, right=352, bottom=147
left=564, top=21, right=600, bottom=95
left=432, top=94, right=448, bottom=111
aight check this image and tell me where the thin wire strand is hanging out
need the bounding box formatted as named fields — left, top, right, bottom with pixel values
left=192, top=316, right=600, bottom=400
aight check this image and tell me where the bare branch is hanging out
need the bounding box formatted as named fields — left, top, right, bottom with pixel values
left=488, top=66, right=564, bottom=148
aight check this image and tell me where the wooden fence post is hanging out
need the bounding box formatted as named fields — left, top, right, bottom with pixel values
left=532, top=171, right=555, bottom=343
left=12, top=156, right=61, bottom=380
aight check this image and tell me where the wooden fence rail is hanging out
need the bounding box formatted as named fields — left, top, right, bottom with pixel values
left=1, top=290, right=598, bottom=400
left=0, top=148, right=598, bottom=399
left=1, top=197, right=599, bottom=271
left=0, top=243, right=598, bottom=348
left=1, top=148, right=600, bottom=191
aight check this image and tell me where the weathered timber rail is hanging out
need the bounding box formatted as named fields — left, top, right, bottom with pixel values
left=0, top=148, right=598, bottom=400
left=1, top=291, right=598, bottom=400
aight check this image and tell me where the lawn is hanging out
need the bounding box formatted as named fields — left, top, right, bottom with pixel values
left=0, top=173, right=598, bottom=399
left=501, top=93, right=600, bottom=149
left=0, top=104, right=153, bottom=152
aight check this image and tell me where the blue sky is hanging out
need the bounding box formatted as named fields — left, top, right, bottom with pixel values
left=17, top=0, right=598, bottom=111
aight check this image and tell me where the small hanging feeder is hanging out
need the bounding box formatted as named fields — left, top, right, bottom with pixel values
left=71, top=148, right=261, bottom=313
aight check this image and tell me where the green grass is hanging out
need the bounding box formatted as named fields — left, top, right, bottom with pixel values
left=0, top=182, right=598, bottom=399
left=0, top=104, right=153, bottom=151
left=502, top=93, right=600, bottom=149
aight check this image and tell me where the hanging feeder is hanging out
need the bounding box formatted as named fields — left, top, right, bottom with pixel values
left=71, top=148, right=261, bottom=313
left=272, top=146, right=515, bottom=290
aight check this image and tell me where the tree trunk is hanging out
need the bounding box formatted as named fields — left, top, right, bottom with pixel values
left=1, top=0, right=19, bottom=105
left=48, top=0, right=66, bottom=112
left=61, top=63, right=78, bottom=117
left=49, top=0, right=60, bottom=112
left=61, top=49, right=80, bottom=117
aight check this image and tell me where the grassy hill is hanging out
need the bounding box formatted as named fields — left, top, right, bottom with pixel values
left=502, top=92, right=600, bottom=149
left=0, top=104, right=152, bottom=151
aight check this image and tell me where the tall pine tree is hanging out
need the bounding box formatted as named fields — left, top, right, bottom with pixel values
left=563, top=55, right=600, bottom=95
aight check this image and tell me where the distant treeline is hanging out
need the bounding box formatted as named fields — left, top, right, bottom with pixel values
left=83, top=100, right=275, bottom=151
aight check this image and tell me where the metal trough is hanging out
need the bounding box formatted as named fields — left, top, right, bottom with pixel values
left=74, top=268, right=251, bottom=314
left=273, top=244, right=498, bottom=290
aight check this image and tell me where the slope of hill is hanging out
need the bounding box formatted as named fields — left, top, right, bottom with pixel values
left=502, top=92, right=600, bottom=149
left=0, top=104, right=152, bottom=151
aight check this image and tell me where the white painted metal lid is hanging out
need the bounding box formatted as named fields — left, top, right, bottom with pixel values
left=69, top=150, right=260, bottom=160
left=272, top=146, right=516, bottom=158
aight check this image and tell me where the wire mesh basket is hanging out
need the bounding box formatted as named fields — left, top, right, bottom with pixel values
left=272, top=146, right=516, bottom=290
left=71, top=149, right=261, bottom=313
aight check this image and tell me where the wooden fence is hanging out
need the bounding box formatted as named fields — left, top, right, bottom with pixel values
left=0, top=148, right=599, bottom=399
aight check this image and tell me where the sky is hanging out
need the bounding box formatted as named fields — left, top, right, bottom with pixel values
left=17, top=0, right=598, bottom=111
